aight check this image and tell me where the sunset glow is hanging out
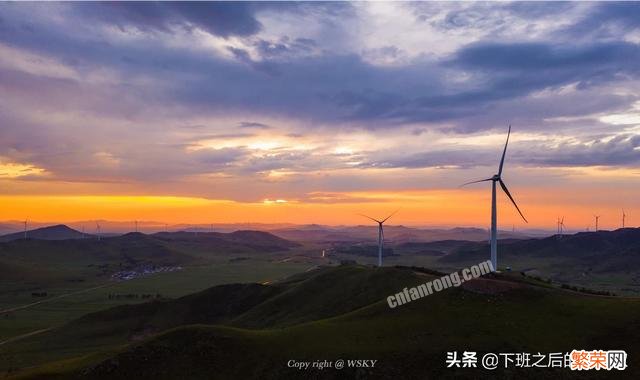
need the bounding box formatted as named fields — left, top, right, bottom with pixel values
left=1, top=2, right=639, bottom=230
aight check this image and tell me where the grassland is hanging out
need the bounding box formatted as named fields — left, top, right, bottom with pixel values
left=2, top=265, right=639, bottom=379
left=0, top=232, right=321, bottom=345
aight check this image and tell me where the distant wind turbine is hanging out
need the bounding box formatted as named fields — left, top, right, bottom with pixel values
left=96, top=222, right=101, bottom=241
left=622, top=209, right=627, bottom=228
left=359, top=210, right=399, bottom=267
left=461, top=125, right=527, bottom=271
left=24, top=219, right=28, bottom=240
left=594, top=215, right=600, bottom=232
left=557, top=216, right=565, bottom=238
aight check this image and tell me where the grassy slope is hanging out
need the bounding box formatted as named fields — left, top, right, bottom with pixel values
left=0, top=230, right=308, bottom=345
left=4, top=265, right=640, bottom=379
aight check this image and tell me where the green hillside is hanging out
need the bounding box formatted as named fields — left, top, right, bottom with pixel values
left=3, top=265, right=639, bottom=379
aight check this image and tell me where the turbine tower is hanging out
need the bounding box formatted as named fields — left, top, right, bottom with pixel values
left=594, top=215, right=600, bottom=232
left=96, top=221, right=101, bottom=241
left=622, top=209, right=626, bottom=228
left=557, top=216, right=565, bottom=238
left=461, top=125, right=527, bottom=271
left=359, top=210, right=398, bottom=267
left=23, top=219, right=28, bottom=240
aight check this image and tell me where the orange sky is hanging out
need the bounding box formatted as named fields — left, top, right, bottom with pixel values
left=1, top=186, right=636, bottom=230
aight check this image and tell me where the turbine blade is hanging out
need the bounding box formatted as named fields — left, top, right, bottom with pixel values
left=499, top=179, right=528, bottom=223
left=358, top=213, right=381, bottom=223
left=382, top=208, right=400, bottom=223
left=498, top=125, right=511, bottom=176
left=459, top=178, right=493, bottom=187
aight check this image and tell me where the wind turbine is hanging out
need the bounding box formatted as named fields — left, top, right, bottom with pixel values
left=556, top=217, right=565, bottom=238
left=594, top=215, right=600, bottom=232
left=359, top=210, right=398, bottom=267
left=23, top=219, right=28, bottom=240
left=461, top=125, right=527, bottom=271
left=622, top=209, right=627, bottom=228
left=96, top=221, right=101, bottom=241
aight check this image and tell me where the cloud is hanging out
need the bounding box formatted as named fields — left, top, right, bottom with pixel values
left=238, top=121, right=271, bottom=129
left=524, top=134, right=640, bottom=167
left=561, top=2, right=640, bottom=40
left=73, top=2, right=263, bottom=38
left=1, top=1, right=639, bottom=201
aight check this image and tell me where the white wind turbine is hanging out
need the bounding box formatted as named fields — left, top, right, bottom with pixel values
left=461, top=125, right=527, bottom=271
left=359, top=210, right=399, bottom=267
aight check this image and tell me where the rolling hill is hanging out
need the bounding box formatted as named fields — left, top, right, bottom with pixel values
left=0, top=225, right=88, bottom=242
left=3, top=265, right=640, bottom=379
left=440, top=228, right=640, bottom=269
left=0, top=229, right=299, bottom=290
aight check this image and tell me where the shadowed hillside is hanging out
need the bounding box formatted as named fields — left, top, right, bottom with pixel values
left=440, top=228, right=640, bottom=270
left=4, top=265, right=640, bottom=379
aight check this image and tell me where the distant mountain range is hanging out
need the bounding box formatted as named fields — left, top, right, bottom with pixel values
left=0, top=220, right=554, bottom=239
left=0, top=223, right=541, bottom=244
left=268, top=225, right=533, bottom=243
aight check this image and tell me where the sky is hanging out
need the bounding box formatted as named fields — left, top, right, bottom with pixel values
left=1, top=1, right=639, bottom=230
